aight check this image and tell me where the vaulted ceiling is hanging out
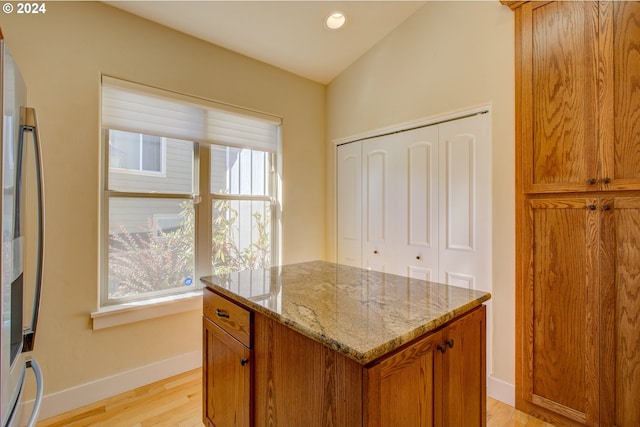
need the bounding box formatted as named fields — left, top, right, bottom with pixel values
left=106, top=1, right=426, bottom=84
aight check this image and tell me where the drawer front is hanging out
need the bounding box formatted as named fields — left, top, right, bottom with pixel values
left=204, top=288, right=251, bottom=347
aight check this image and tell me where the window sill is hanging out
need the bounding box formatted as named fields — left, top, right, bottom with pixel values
left=91, top=291, right=203, bottom=330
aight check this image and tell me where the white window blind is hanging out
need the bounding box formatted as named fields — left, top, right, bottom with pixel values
left=101, top=76, right=281, bottom=152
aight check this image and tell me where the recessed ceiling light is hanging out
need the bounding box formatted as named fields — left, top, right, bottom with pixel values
left=325, top=11, right=346, bottom=30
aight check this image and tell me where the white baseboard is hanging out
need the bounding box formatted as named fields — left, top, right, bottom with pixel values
left=20, top=352, right=512, bottom=425
left=20, top=350, right=202, bottom=425
left=487, top=375, right=515, bottom=407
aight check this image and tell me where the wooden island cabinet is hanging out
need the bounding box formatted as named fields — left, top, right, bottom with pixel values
left=201, top=261, right=490, bottom=427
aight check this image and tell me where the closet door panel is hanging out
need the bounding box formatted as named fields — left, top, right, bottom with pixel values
left=363, top=138, right=392, bottom=273
left=443, top=133, right=474, bottom=252
left=404, top=126, right=439, bottom=280
left=366, top=150, right=386, bottom=244
left=438, top=114, right=491, bottom=295
left=337, top=142, right=362, bottom=267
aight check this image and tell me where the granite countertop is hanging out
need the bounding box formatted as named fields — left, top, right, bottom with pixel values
left=200, top=260, right=491, bottom=365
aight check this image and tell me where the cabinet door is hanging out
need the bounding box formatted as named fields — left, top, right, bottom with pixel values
left=520, top=1, right=599, bottom=193
left=203, top=318, right=251, bottom=427
left=520, top=198, right=600, bottom=426
left=599, top=2, right=640, bottom=191
left=440, top=306, right=486, bottom=427
left=365, top=330, right=443, bottom=427
left=600, top=197, right=640, bottom=427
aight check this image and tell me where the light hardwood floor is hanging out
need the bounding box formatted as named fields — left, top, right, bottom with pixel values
left=37, top=369, right=553, bottom=427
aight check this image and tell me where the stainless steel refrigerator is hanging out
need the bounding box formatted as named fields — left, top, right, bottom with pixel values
left=0, top=29, right=44, bottom=427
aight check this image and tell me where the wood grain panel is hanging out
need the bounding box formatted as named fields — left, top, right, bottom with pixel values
left=599, top=1, right=640, bottom=191
left=365, top=330, right=442, bottom=427
left=613, top=3, right=640, bottom=184
left=524, top=198, right=600, bottom=425
left=612, top=198, right=640, bottom=427
left=203, top=319, right=251, bottom=427
left=522, top=1, right=598, bottom=193
left=253, top=313, right=363, bottom=427
left=204, top=289, right=251, bottom=347
left=441, top=306, right=486, bottom=427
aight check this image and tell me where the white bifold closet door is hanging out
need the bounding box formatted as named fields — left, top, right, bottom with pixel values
left=361, top=126, right=439, bottom=281
left=437, top=114, right=491, bottom=291
left=336, top=142, right=363, bottom=267
left=336, top=112, right=491, bottom=293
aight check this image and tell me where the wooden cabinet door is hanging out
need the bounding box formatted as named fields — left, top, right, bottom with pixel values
left=365, top=329, right=443, bottom=427
left=520, top=198, right=601, bottom=426
left=365, top=306, right=486, bottom=427
left=440, top=306, right=486, bottom=427
left=600, top=197, right=640, bottom=427
left=520, top=1, right=599, bottom=193
left=599, top=2, right=640, bottom=191
left=203, top=318, right=251, bottom=427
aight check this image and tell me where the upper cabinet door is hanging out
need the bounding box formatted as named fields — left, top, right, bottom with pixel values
left=599, top=2, right=640, bottom=191
left=520, top=1, right=599, bottom=193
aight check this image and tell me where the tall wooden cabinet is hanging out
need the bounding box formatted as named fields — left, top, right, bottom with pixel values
left=506, top=1, right=640, bottom=426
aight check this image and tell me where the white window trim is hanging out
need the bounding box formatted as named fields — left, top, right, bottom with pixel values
left=91, top=291, right=202, bottom=330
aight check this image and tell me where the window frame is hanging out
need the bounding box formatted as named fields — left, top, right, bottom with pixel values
left=99, top=77, right=282, bottom=310
left=100, top=129, right=201, bottom=306
left=100, top=133, right=280, bottom=308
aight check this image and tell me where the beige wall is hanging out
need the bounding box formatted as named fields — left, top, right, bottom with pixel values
left=1, top=1, right=325, bottom=402
left=326, top=1, right=515, bottom=386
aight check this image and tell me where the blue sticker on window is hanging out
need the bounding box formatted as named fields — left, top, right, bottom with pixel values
left=184, top=277, right=193, bottom=286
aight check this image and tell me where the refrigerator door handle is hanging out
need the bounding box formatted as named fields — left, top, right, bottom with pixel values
left=25, top=357, right=44, bottom=427
left=20, top=107, right=45, bottom=353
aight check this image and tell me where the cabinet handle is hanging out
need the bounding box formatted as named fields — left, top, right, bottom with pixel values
left=416, top=256, right=421, bottom=260
left=215, top=309, right=230, bottom=319
left=602, top=177, right=611, bottom=184
left=587, top=178, right=597, bottom=185
left=437, top=344, right=446, bottom=354
left=445, top=339, right=454, bottom=349
left=587, top=205, right=597, bottom=211
left=373, top=250, right=378, bottom=254
left=602, top=205, right=611, bottom=211
left=240, top=358, right=249, bottom=366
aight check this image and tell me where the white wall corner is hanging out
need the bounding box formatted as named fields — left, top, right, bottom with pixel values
left=19, top=351, right=202, bottom=425
left=487, top=375, right=515, bottom=407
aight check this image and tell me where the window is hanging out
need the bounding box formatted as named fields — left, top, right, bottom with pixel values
left=109, top=130, right=165, bottom=174
left=210, top=145, right=273, bottom=275
left=101, top=76, right=281, bottom=306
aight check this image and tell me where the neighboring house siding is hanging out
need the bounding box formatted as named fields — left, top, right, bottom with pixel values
left=109, top=198, right=186, bottom=235
left=109, top=138, right=193, bottom=234
left=210, top=146, right=228, bottom=194
left=109, top=138, right=194, bottom=194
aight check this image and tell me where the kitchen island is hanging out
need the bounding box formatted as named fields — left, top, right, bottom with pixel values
left=200, top=260, right=491, bottom=427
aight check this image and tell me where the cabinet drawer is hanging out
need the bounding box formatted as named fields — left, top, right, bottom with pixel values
left=204, top=288, right=251, bottom=347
